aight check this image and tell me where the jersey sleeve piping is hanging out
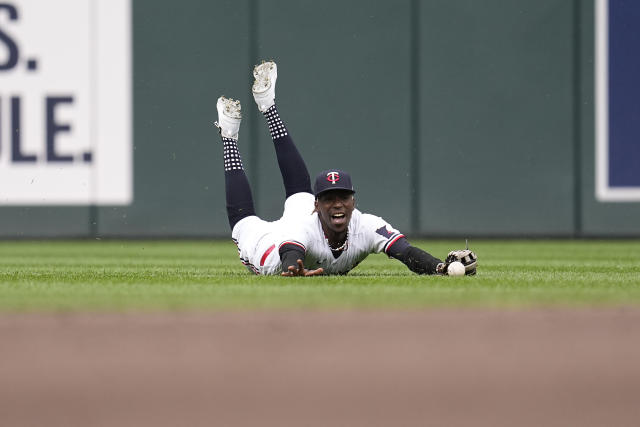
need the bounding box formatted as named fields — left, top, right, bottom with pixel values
left=278, top=240, right=306, bottom=252
left=383, top=233, right=405, bottom=254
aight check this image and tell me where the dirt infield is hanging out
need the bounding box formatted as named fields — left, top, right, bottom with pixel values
left=1, top=309, right=639, bottom=427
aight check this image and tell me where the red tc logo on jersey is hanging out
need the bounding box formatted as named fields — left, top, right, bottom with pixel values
left=326, top=172, right=340, bottom=184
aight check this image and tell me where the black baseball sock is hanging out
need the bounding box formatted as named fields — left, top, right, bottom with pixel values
left=264, top=105, right=312, bottom=197
left=222, top=137, right=256, bottom=229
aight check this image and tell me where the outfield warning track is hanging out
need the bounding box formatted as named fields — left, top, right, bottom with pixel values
left=1, top=309, right=639, bottom=426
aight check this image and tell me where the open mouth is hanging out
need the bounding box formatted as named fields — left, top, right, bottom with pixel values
left=331, top=212, right=346, bottom=225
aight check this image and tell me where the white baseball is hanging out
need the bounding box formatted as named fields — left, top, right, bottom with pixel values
left=447, top=261, right=465, bottom=277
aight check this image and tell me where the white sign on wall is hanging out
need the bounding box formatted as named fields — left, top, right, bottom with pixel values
left=0, top=0, right=131, bottom=205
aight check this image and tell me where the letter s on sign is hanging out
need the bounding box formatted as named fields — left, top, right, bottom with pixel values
left=0, top=3, right=19, bottom=71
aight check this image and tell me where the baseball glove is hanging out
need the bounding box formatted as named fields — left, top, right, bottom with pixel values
left=436, top=249, right=478, bottom=275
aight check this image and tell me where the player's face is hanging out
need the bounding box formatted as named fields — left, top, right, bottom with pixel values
left=315, top=190, right=355, bottom=236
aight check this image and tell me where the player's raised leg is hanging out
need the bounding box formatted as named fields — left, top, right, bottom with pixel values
left=214, top=96, right=256, bottom=229
left=253, top=61, right=312, bottom=198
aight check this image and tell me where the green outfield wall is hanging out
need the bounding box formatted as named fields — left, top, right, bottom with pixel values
left=0, top=0, right=638, bottom=238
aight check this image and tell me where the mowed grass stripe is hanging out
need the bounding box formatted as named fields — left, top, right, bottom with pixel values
left=0, top=240, right=639, bottom=311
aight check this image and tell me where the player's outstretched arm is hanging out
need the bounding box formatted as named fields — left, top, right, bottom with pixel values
left=281, top=259, right=324, bottom=277
left=387, top=237, right=478, bottom=276
left=279, top=243, right=324, bottom=277
left=386, top=238, right=443, bottom=275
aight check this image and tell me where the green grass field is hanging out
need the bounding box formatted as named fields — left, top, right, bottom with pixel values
left=0, top=239, right=639, bottom=312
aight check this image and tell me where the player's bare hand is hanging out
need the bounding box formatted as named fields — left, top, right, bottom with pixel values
left=281, top=259, right=324, bottom=277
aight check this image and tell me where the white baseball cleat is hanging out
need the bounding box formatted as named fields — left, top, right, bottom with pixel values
left=214, top=96, right=242, bottom=140
left=252, top=60, right=277, bottom=112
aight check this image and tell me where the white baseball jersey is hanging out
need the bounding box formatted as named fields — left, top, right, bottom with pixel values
left=231, top=192, right=405, bottom=275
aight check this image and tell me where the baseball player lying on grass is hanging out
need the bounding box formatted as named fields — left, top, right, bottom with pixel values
left=214, top=60, right=477, bottom=277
